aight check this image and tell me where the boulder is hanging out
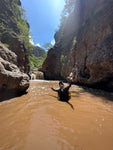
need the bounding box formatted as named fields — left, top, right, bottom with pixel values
left=35, top=71, right=44, bottom=80
left=30, top=71, right=44, bottom=80
left=0, top=42, right=29, bottom=100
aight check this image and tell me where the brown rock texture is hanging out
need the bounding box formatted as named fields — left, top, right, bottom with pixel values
left=0, top=42, right=29, bottom=100
left=1, top=31, right=30, bottom=73
left=0, top=0, right=30, bottom=73
left=35, top=71, right=44, bottom=80
left=0, top=0, right=30, bottom=99
left=41, top=0, right=113, bottom=91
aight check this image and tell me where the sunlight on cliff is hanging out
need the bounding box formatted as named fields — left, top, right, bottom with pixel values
left=52, top=0, right=65, bottom=11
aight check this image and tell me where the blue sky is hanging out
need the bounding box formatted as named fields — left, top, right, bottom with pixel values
left=21, top=0, right=65, bottom=48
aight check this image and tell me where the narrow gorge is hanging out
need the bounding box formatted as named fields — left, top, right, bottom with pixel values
left=0, top=0, right=113, bottom=100
left=0, top=1, right=113, bottom=150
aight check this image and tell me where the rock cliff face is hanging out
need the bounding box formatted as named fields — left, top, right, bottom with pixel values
left=0, top=0, right=30, bottom=73
left=41, top=0, right=113, bottom=91
left=0, top=0, right=30, bottom=99
left=0, top=42, right=29, bottom=100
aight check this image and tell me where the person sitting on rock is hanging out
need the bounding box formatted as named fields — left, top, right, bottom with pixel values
left=51, top=78, right=73, bottom=102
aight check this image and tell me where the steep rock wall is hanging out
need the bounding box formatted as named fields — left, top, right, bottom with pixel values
left=0, top=0, right=30, bottom=99
left=41, top=0, right=113, bottom=91
left=0, top=0, right=30, bottom=73
left=0, top=42, right=29, bottom=100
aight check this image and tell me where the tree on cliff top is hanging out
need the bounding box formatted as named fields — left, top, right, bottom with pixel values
left=58, top=0, right=75, bottom=42
left=32, top=46, right=46, bottom=57
left=12, top=0, right=31, bottom=51
left=43, top=43, right=53, bottom=51
left=62, top=0, right=75, bottom=16
left=60, top=0, right=75, bottom=23
left=29, top=45, right=46, bottom=69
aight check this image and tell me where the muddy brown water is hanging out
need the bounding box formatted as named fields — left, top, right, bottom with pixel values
left=0, top=80, right=113, bottom=150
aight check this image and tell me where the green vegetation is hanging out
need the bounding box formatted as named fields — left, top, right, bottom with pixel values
left=29, top=45, right=46, bottom=69
left=11, top=0, right=47, bottom=69
left=29, top=53, right=47, bottom=69
left=32, top=46, right=46, bottom=57
left=0, top=22, right=5, bottom=31
left=60, top=0, right=76, bottom=26
left=0, top=0, right=47, bottom=70
left=3, top=43, right=10, bottom=48
left=12, top=0, right=31, bottom=51
left=60, top=55, right=68, bottom=65
left=72, top=37, right=77, bottom=46
left=62, top=0, right=75, bottom=16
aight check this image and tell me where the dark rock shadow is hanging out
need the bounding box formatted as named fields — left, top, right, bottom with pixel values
left=70, top=84, right=113, bottom=102
left=0, top=89, right=28, bottom=102
left=82, top=86, right=113, bottom=102
left=70, top=90, right=82, bottom=98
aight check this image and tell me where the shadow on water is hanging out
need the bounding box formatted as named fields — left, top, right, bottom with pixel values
left=49, top=95, right=58, bottom=99
left=70, top=90, right=82, bottom=98
left=0, top=89, right=28, bottom=102
left=82, top=86, right=113, bottom=102
left=50, top=95, right=74, bottom=110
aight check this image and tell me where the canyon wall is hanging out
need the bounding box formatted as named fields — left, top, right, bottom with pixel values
left=0, top=42, right=29, bottom=100
left=0, top=0, right=30, bottom=99
left=41, top=0, right=113, bottom=91
left=0, top=0, right=30, bottom=73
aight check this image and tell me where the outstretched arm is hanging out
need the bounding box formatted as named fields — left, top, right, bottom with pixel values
left=51, top=88, right=59, bottom=92
left=65, top=82, right=72, bottom=90
left=65, top=77, right=73, bottom=90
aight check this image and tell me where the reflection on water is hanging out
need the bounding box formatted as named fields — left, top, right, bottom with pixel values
left=0, top=80, right=113, bottom=150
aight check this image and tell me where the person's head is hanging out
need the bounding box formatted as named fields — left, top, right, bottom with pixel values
left=59, top=81, right=64, bottom=88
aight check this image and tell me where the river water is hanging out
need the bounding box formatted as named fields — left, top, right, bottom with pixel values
left=0, top=80, right=113, bottom=150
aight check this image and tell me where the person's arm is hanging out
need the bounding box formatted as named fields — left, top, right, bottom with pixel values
left=65, top=82, right=72, bottom=90
left=65, top=77, right=73, bottom=90
left=51, top=88, right=59, bottom=92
